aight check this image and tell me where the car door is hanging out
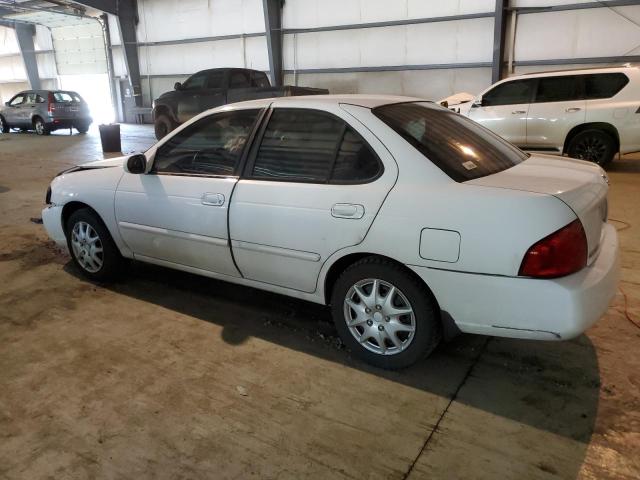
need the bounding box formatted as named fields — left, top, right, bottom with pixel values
left=175, top=71, right=210, bottom=123
left=467, top=78, right=536, bottom=146
left=526, top=75, right=586, bottom=151
left=115, top=107, right=263, bottom=276
left=196, top=70, right=227, bottom=112
left=229, top=106, right=397, bottom=293
left=5, top=93, right=26, bottom=126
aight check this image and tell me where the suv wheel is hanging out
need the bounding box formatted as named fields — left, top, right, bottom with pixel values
left=65, top=208, right=126, bottom=282
left=0, top=116, right=9, bottom=133
left=567, top=129, right=616, bottom=166
left=330, top=257, right=441, bottom=369
left=34, top=117, right=50, bottom=136
left=154, top=115, right=174, bottom=140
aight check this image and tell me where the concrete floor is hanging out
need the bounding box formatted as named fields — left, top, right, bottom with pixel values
left=0, top=125, right=639, bottom=479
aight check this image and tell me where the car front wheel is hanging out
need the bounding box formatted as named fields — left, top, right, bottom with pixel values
left=0, top=116, right=9, bottom=133
left=331, top=257, right=441, bottom=369
left=66, top=208, right=126, bottom=282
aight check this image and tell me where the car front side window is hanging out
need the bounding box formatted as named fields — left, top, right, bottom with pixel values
left=9, top=95, right=25, bottom=106
left=482, top=79, right=536, bottom=107
left=152, top=109, right=260, bottom=176
left=181, top=72, right=207, bottom=90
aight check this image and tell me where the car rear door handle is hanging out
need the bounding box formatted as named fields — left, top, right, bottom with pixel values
left=566, top=107, right=582, bottom=113
left=331, top=203, right=364, bottom=219
left=202, top=193, right=225, bottom=206
left=512, top=110, right=526, bottom=114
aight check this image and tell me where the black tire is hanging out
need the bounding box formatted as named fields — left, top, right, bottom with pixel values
left=567, top=129, right=616, bottom=166
left=65, top=208, right=126, bottom=283
left=75, top=123, right=90, bottom=134
left=154, top=114, right=174, bottom=140
left=0, top=115, right=9, bottom=133
left=330, top=256, right=441, bottom=369
left=33, top=117, right=50, bottom=136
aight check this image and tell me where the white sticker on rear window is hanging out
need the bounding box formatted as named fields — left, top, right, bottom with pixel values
left=462, top=161, right=477, bottom=170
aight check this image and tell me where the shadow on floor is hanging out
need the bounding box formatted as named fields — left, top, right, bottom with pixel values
left=68, top=259, right=600, bottom=464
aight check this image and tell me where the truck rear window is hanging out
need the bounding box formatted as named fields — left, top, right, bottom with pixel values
left=373, top=102, right=528, bottom=182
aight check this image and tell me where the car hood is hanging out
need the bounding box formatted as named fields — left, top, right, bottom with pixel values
left=78, top=156, right=128, bottom=169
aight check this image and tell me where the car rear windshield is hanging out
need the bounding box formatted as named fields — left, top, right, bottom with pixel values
left=373, top=102, right=528, bottom=182
left=53, top=91, right=83, bottom=103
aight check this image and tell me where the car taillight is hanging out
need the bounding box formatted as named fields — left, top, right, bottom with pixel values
left=518, top=219, right=587, bottom=279
left=47, top=92, right=55, bottom=114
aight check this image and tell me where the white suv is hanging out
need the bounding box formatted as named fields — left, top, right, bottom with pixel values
left=460, top=66, right=640, bottom=165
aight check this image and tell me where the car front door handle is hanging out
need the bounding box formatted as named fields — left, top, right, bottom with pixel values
left=566, top=107, right=582, bottom=113
left=331, top=203, right=365, bottom=219
left=202, top=193, right=225, bottom=206
left=512, top=110, right=526, bottom=115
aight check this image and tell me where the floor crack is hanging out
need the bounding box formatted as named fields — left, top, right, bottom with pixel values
left=401, top=337, right=491, bottom=480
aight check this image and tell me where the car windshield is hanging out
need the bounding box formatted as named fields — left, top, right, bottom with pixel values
left=373, top=101, right=528, bottom=182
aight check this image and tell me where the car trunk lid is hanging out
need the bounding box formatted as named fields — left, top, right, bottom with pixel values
left=466, top=154, right=608, bottom=263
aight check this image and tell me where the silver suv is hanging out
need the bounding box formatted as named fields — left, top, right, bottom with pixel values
left=0, top=90, right=92, bottom=136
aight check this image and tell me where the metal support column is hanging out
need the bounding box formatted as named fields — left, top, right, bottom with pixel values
left=492, top=0, right=509, bottom=83
left=262, top=0, right=283, bottom=86
left=1, top=21, right=42, bottom=89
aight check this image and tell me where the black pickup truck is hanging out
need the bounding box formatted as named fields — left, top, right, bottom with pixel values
left=152, top=68, right=329, bottom=139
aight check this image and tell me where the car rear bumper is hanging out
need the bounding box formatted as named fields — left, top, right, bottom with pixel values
left=409, top=223, right=619, bottom=340
left=46, top=117, right=92, bottom=129
left=42, top=204, right=68, bottom=252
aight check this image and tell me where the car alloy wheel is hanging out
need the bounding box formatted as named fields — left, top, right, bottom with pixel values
left=572, top=134, right=608, bottom=163
left=70, top=221, right=104, bottom=273
left=343, top=278, right=416, bottom=355
left=0, top=117, right=5, bottom=132
left=35, top=119, right=45, bottom=135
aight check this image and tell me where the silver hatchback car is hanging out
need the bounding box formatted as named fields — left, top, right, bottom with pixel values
left=0, top=90, right=92, bottom=135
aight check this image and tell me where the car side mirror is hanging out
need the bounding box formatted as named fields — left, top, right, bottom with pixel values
left=440, top=100, right=449, bottom=108
left=5, top=102, right=10, bottom=107
left=471, top=97, right=483, bottom=108
left=174, top=82, right=182, bottom=90
left=125, top=154, right=147, bottom=174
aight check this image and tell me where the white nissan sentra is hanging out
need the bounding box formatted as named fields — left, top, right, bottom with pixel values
left=42, top=95, right=619, bottom=368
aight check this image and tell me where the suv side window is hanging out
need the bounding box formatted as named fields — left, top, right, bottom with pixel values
left=182, top=72, right=207, bottom=90
left=584, top=73, right=629, bottom=99
left=482, top=79, right=535, bottom=106
left=250, top=109, right=382, bottom=183
left=9, top=94, right=25, bottom=106
left=534, top=76, right=582, bottom=103
left=153, top=109, right=260, bottom=176
left=251, top=71, right=270, bottom=88
left=206, top=71, right=225, bottom=89
left=229, top=71, right=251, bottom=89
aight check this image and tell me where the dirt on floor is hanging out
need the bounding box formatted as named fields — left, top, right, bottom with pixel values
left=0, top=126, right=639, bottom=480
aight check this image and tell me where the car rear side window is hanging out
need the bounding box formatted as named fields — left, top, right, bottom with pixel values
left=482, top=79, right=535, bottom=106
left=534, top=76, right=581, bottom=103
left=373, top=102, right=527, bottom=182
left=153, top=109, right=260, bottom=176
left=584, top=73, right=629, bottom=99
left=250, top=109, right=382, bottom=183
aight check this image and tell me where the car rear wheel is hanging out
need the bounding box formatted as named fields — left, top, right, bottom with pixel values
left=34, top=117, right=50, bottom=136
left=65, top=208, right=126, bottom=283
left=0, top=116, right=9, bottom=133
left=567, top=129, right=616, bottom=166
left=330, top=257, right=441, bottom=369
left=154, top=114, right=174, bottom=140
left=75, top=122, right=90, bottom=134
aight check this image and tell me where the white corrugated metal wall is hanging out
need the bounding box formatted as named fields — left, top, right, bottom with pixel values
left=105, top=0, right=639, bottom=111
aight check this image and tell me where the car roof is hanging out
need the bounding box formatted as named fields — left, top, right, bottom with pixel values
left=509, top=65, right=638, bottom=80
left=224, top=94, right=425, bottom=110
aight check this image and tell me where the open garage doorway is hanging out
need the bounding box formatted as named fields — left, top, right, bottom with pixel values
left=58, top=73, right=114, bottom=124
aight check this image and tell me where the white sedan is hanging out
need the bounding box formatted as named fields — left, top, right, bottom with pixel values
left=42, top=95, right=619, bottom=369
